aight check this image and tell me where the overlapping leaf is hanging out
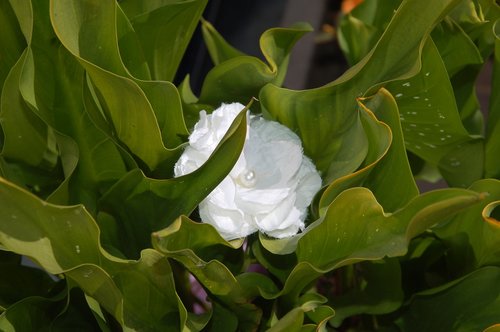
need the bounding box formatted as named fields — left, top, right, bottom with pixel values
left=0, top=177, right=192, bottom=331
left=397, top=267, right=500, bottom=331
left=198, top=20, right=312, bottom=107
left=50, top=0, right=191, bottom=170
left=485, top=19, right=500, bottom=179
left=120, top=0, right=208, bottom=81
left=433, top=179, right=500, bottom=272
left=261, top=0, right=463, bottom=186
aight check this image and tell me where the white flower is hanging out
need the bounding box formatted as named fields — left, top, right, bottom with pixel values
left=174, top=103, right=322, bottom=240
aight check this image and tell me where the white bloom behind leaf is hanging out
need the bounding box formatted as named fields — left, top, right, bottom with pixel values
left=174, top=103, right=322, bottom=240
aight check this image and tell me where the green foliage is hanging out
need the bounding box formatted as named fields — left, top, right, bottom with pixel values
left=0, top=0, right=499, bottom=330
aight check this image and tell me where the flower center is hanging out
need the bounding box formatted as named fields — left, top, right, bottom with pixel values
left=238, top=170, right=257, bottom=188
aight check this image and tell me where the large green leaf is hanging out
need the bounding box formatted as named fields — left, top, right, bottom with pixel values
left=50, top=0, right=185, bottom=170
left=261, top=88, right=417, bottom=256
left=10, top=0, right=128, bottom=211
left=0, top=293, right=67, bottom=331
left=485, top=19, right=500, bottom=179
left=0, top=1, right=27, bottom=92
left=299, top=187, right=482, bottom=272
left=261, top=0, right=462, bottom=184
left=120, top=0, right=208, bottom=81
left=318, top=88, right=417, bottom=214
left=397, top=267, right=500, bottom=331
left=337, top=0, right=401, bottom=65
left=100, top=108, right=248, bottom=257
left=336, top=0, right=492, bottom=185
left=359, top=90, right=419, bottom=211
left=0, top=50, right=58, bottom=169
left=201, top=19, right=245, bottom=66
left=329, top=259, right=403, bottom=327
left=0, top=177, right=187, bottom=331
left=433, top=179, right=500, bottom=273
left=0, top=251, right=57, bottom=310
left=386, top=38, right=483, bottom=187
left=198, top=23, right=312, bottom=107
left=268, top=187, right=482, bottom=303
left=0, top=286, right=105, bottom=331
left=153, top=216, right=278, bottom=331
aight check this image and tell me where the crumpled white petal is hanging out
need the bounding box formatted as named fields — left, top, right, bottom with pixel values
left=174, top=102, right=322, bottom=240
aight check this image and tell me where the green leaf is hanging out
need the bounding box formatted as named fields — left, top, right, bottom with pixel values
left=317, top=88, right=416, bottom=215
left=153, top=216, right=244, bottom=270
left=485, top=19, right=500, bottom=179
left=50, top=0, right=182, bottom=170
left=261, top=87, right=416, bottom=255
left=100, top=108, right=247, bottom=256
left=261, top=0, right=462, bottom=184
left=433, top=179, right=500, bottom=272
left=432, top=18, right=483, bottom=77
left=14, top=0, right=128, bottom=210
left=268, top=307, right=304, bottom=332
left=201, top=19, right=245, bottom=66
left=386, top=38, right=483, bottom=187
left=120, top=0, right=208, bottom=81
left=274, top=186, right=482, bottom=305
left=397, top=267, right=500, bottom=331
left=359, top=89, right=419, bottom=212
left=449, top=0, right=500, bottom=59
left=433, top=18, right=484, bottom=135
left=153, top=216, right=244, bottom=296
left=0, top=1, right=27, bottom=91
left=199, top=23, right=311, bottom=106
left=0, top=293, right=67, bottom=331
left=0, top=177, right=186, bottom=330
left=329, top=259, right=404, bottom=327
left=115, top=5, right=151, bottom=80
left=0, top=50, right=58, bottom=170
left=337, top=0, right=401, bottom=66
left=153, top=217, right=281, bottom=331
left=299, top=187, right=481, bottom=272
left=0, top=252, right=57, bottom=310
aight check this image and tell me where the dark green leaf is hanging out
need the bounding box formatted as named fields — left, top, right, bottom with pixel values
left=120, top=0, right=208, bottom=81
left=199, top=23, right=311, bottom=106
left=50, top=0, right=183, bottom=170
left=398, top=267, right=500, bottom=331
left=433, top=179, right=500, bottom=273
left=485, top=19, right=500, bottom=179
left=201, top=19, right=245, bottom=66
left=386, top=39, right=483, bottom=187
left=329, top=259, right=403, bottom=327
left=0, top=178, right=186, bottom=330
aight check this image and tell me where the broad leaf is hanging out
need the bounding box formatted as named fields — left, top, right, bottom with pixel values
left=261, top=0, right=462, bottom=184
left=433, top=179, right=500, bottom=273
left=0, top=178, right=186, bottom=330
left=270, top=187, right=482, bottom=302
left=329, top=259, right=404, bottom=327
left=386, top=39, right=483, bottom=187
left=0, top=50, right=58, bottom=170
left=153, top=216, right=278, bottom=331
left=485, top=19, right=500, bottom=179
left=50, top=0, right=185, bottom=170
left=397, top=267, right=500, bottom=331
left=199, top=23, right=312, bottom=106
left=201, top=19, right=245, bottom=66
left=0, top=1, right=28, bottom=91
left=120, top=0, right=208, bottom=81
